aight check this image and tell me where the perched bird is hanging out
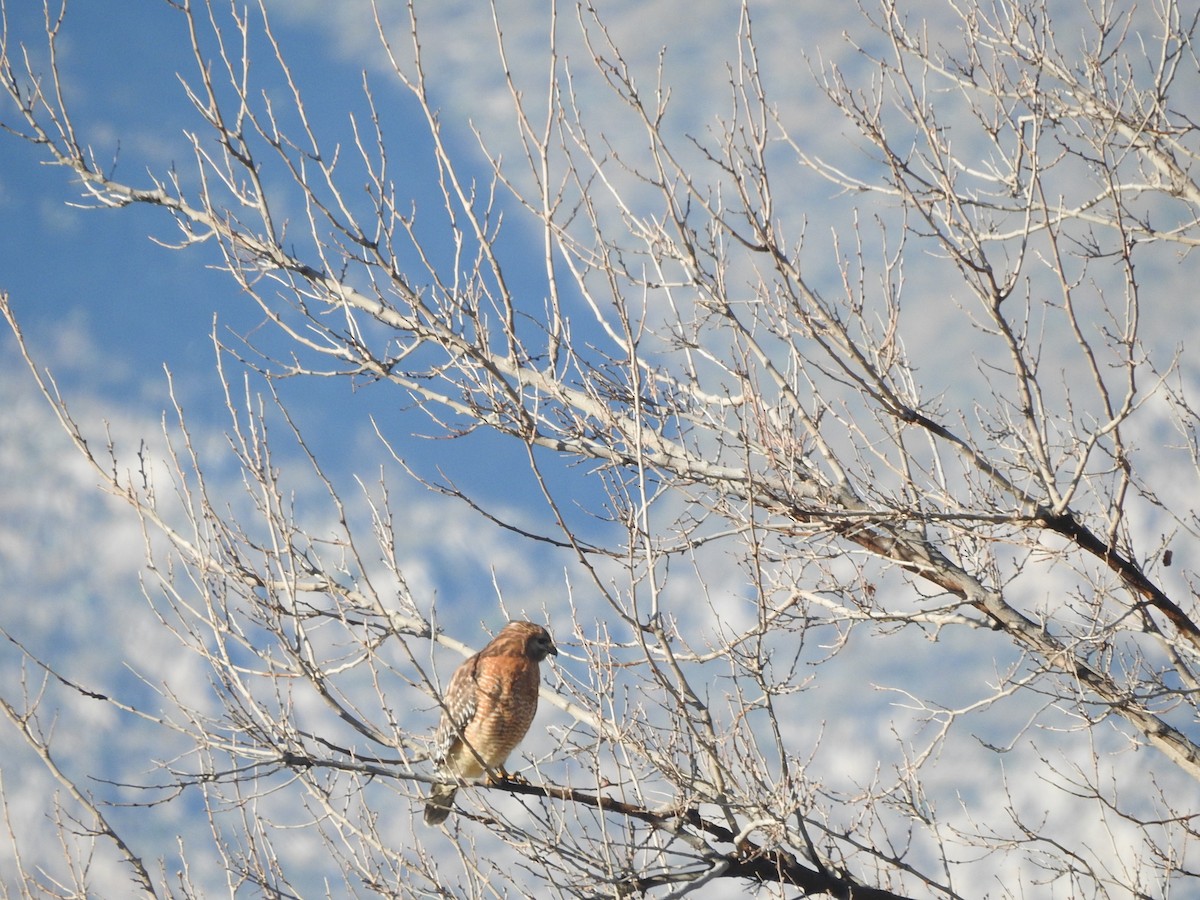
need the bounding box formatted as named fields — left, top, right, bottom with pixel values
left=424, top=621, right=558, bottom=826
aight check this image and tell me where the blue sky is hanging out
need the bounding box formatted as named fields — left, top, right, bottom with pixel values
left=0, top=0, right=603, bottom=577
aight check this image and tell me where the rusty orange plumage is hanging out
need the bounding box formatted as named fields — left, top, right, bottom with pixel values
left=424, top=621, right=557, bottom=825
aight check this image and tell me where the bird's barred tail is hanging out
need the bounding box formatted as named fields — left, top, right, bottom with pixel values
left=423, top=783, right=457, bottom=825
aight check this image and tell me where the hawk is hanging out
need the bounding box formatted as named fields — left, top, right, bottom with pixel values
left=424, top=620, right=558, bottom=825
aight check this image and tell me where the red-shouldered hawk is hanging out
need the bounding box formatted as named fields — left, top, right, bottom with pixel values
left=424, top=620, right=558, bottom=826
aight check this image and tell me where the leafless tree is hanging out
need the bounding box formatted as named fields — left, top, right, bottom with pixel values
left=2, top=0, right=1199, bottom=896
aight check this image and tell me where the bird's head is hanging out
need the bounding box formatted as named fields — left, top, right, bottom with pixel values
left=502, top=620, right=558, bottom=662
